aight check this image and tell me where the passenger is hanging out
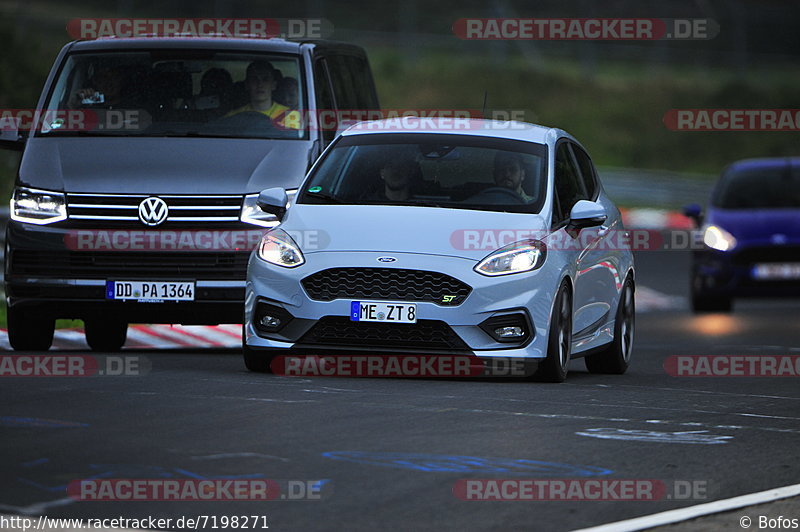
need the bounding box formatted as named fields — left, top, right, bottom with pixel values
left=274, top=77, right=299, bottom=109
left=367, top=157, right=417, bottom=201
left=225, top=61, right=300, bottom=129
left=493, top=151, right=533, bottom=201
left=71, top=65, right=127, bottom=108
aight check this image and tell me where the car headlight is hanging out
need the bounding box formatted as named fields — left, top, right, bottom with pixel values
left=10, top=187, right=67, bottom=225
left=702, top=224, right=737, bottom=251
left=475, top=239, right=547, bottom=276
left=257, top=228, right=305, bottom=267
left=241, top=188, right=297, bottom=227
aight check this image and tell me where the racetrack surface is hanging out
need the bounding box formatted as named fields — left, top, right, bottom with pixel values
left=1, top=250, right=798, bottom=531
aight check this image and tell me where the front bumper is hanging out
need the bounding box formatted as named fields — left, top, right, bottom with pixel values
left=692, top=246, right=800, bottom=298
left=5, top=221, right=254, bottom=324
left=245, top=251, right=563, bottom=359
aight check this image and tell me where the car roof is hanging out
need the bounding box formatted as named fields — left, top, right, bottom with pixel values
left=341, top=118, right=570, bottom=145
left=67, top=37, right=364, bottom=55
left=727, top=157, right=800, bottom=172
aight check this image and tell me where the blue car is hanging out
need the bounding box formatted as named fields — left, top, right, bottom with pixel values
left=244, top=118, right=635, bottom=382
left=684, top=157, right=800, bottom=312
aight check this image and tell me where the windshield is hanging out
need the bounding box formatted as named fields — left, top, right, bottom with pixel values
left=713, top=164, right=800, bottom=209
left=38, top=50, right=305, bottom=139
left=298, top=134, right=548, bottom=213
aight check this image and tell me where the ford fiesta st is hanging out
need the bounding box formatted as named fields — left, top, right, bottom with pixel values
left=684, top=157, right=800, bottom=312
left=243, top=118, right=635, bottom=382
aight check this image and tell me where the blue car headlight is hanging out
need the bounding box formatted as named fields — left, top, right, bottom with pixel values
left=10, top=186, right=67, bottom=225
left=702, top=224, right=737, bottom=252
left=257, top=228, right=305, bottom=268
left=475, top=239, right=547, bottom=276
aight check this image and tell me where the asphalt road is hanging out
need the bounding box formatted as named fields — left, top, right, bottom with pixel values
left=1, top=250, right=799, bottom=531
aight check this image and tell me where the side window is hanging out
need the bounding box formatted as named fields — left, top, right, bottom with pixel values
left=326, top=55, right=359, bottom=110
left=343, top=55, right=378, bottom=110
left=571, top=144, right=599, bottom=200
left=554, top=142, right=584, bottom=223
left=313, top=59, right=336, bottom=145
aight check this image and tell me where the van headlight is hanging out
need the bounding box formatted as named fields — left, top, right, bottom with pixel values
left=257, top=228, right=305, bottom=267
left=10, top=187, right=67, bottom=225
left=241, top=188, right=297, bottom=227
left=475, top=240, right=547, bottom=276
left=702, top=224, right=737, bottom=251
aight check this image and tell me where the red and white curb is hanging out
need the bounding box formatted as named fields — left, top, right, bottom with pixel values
left=620, top=208, right=694, bottom=230
left=0, top=324, right=241, bottom=350
left=0, top=287, right=683, bottom=350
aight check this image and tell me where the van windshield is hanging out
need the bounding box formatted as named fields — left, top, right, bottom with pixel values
left=38, top=50, right=306, bottom=139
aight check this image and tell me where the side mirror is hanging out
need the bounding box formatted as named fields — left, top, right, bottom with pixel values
left=0, top=117, right=25, bottom=151
left=682, top=203, right=703, bottom=227
left=257, top=187, right=289, bottom=219
left=568, top=200, right=607, bottom=231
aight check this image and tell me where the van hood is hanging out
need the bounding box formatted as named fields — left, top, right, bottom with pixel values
left=283, top=204, right=550, bottom=261
left=18, top=137, right=313, bottom=194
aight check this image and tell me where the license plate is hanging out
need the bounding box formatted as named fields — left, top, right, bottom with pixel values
left=350, top=301, right=417, bottom=323
left=752, top=263, right=800, bottom=280
left=106, top=281, right=195, bottom=302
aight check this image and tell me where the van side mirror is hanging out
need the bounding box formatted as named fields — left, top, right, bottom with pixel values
left=257, top=187, right=289, bottom=219
left=0, top=117, right=25, bottom=151
left=682, top=203, right=703, bottom=227
left=568, top=200, right=607, bottom=231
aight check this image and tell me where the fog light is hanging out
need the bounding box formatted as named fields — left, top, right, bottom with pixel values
left=479, top=312, right=533, bottom=344
left=260, top=315, right=282, bottom=328
left=254, top=302, right=293, bottom=335
left=494, top=326, right=525, bottom=338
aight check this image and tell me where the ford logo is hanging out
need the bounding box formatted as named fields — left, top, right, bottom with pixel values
left=377, top=256, right=397, bottom=263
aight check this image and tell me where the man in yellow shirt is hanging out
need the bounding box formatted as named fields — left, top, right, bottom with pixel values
left=227, top=61, right=301, bottom=130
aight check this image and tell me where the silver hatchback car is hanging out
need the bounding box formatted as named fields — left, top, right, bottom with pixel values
left=244, top=118, right=635, bottom=382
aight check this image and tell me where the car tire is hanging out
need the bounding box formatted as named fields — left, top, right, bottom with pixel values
left=585, top=277, right=635, bottom=375
left=84, top=319, right=128, bottom=352
left=7, top=306, right=55, bottom=351
left=534, top=282, right=572, bottom=383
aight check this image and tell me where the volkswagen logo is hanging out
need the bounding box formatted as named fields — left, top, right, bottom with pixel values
left=377, top=256, right=397, bottom=263
left=138, top=197, right=169, bottom=226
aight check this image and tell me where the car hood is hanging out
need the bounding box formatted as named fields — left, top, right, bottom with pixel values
left=18, top=137, right=313, bottom=194
left=709, top=208, right=800, bottom=245
left=283, top=204, right=550, bottom=261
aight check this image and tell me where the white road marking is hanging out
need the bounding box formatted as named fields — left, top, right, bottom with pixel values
left=571, top=482, right=800, bottom=532
left=575, top=428, right=733, bottom=444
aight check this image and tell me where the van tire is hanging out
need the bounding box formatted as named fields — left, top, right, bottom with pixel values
left=85, top=319, right=128, bottom=352
left=7, top=306, right=54, bottom=351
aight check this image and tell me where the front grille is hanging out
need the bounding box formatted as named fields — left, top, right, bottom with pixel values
left=10, top=250, right=249, bottom=279
left=66, top=193, right=244, bottom=224
left=732, top=246, right=800, bottom=265
left=301, top=268, right=472, bottom=306
left=298, top=316, right=469, bottom=350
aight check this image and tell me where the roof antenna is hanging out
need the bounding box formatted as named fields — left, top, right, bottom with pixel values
left=481, top=91, right=488, bottom=119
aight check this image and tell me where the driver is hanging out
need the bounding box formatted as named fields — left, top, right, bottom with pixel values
left=493, top=152, right=533, bottom=202
left=225, top=61, right=300, bottom=129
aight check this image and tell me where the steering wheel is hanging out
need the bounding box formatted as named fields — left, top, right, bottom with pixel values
left=466, top=186, right=527, bottom=204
